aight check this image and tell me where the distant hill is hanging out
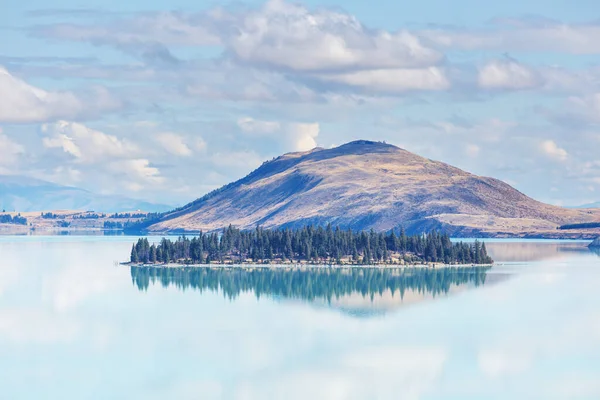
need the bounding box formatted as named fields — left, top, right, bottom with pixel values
left=574, top=202, right=600, bottom=209
left=141, top=140, right=600, bottom=238
left=0, top=175, right=172, bottom=213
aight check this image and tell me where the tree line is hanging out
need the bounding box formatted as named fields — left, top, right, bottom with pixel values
left=109, top=212, right=147, bottom=219
left=129, top=225, right=493, bottom=265
left=558, top=222, right=600, bottom=230
left=41, top=212, right=63, bottom=219
left=0, top=213, right=27, bottom=225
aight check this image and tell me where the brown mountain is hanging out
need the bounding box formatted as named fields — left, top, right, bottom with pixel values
left=144, top=140, right=600, bottom=238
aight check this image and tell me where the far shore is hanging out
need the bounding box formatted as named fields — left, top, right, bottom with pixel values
left=122, top=261, right=494, bottom=269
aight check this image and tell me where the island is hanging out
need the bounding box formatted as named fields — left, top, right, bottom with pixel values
left=126, top=226, right=493, bottom=267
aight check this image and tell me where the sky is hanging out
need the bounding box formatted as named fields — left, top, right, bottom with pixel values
left=1, top=0, right=600, bottom=207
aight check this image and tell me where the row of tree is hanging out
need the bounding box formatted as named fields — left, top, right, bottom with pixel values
left=109, top=212, right=146, bottom=219
left=130, top=225, right=493, bottom=265
left=73, top=213, right=105, bottom=219
left=104, top=221, right=125, bottom=229
left=41, top=212, right=63, bottom=219
left=0, top=214, right=27, bottom=225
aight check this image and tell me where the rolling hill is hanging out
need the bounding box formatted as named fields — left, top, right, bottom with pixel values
left=140, top=140, right=600, bottom=238
left=0, top=175, right=171, bottom=213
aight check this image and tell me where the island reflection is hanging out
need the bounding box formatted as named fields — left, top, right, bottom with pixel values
left=131, top=266, right=493, bottom=315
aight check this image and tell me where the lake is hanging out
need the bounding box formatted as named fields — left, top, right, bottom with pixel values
left=1, top=236, right=599, bottom=399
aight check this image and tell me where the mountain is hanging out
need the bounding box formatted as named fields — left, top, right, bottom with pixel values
left=142, top=140, right=600, bottom=237
left=575, top=202, right=600, bottom=208
left=0, top=175, right=172, bottom=213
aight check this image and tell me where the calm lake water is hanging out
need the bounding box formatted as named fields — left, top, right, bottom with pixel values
left=1, top=236, right=599, bottom=399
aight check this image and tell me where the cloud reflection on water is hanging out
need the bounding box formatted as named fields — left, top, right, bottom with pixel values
left=0, top=237, right=598, bottom=399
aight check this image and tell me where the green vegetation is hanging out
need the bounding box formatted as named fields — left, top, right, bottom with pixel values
left=558, top=222, right=600, bottom=230
left=41, top=212, right=63, bottom=219
left=109, top=212, right=147, bottom=219
left=129, top=226, right=493, bottom=265
left=74, top=213, right=105, bottom=219
left=104, top=221, right=124, bottom=229
left=0, top=213, right=27, bottom=225
left=130, top=266, right=490, bottom=303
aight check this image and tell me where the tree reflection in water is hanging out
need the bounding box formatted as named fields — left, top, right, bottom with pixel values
left=130, top=266, right=491, bottom=308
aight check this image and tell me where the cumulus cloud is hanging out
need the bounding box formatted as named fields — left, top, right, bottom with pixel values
left=193, top=137, right=207, bottom=152
left=237, top=117, right=281, bottom=134
left=223, top=0, right=443, bottom=72
left=0, top=129, right=25, bottom=166
left=540, top=140, right=568, bottom=162
left=41, top=120, right=137, bottom=163
left=0, top=66, right=120, bottom=123
left=154, top=132, right=193, bottom=156
left=0, top=66, right=80, bottom=123
left=29, top=1, right=448, bottom=96
left=107, top=159, right=164, bottom=190
left=287, top=122, right=319, bottom=151
left=478, top=59, right=540, bottom=90
left=238, top=117, right=319, bottom=151
left=318, top=66, right=450, bottom=93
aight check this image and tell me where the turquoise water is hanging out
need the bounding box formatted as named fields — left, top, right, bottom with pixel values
left=0, top=236, right=599, bottom=399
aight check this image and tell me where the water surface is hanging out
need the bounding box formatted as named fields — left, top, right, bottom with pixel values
left=0, top=237, right=599, bottom=399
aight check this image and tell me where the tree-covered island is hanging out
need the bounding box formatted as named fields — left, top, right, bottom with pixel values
left=128, top=225, right=493, bottom=266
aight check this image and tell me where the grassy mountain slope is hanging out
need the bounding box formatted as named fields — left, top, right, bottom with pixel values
left=145, top=140, right=600, bottom=237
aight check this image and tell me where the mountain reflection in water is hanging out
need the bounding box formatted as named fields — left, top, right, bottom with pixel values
left=130, top=266, right=494, bottom=315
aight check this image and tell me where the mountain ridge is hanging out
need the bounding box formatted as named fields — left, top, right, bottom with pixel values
left=0, top=175, right=172, bottom=213
left=141, top=140, right=600, bottom=238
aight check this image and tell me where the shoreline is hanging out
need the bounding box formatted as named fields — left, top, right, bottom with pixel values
left=122, top=262, right=494, bottom=269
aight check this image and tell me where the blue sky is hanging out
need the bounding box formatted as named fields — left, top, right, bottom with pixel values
left=1, top=0, right=600, bottom=206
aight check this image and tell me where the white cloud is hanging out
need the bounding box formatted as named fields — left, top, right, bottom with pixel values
left=154, top=132, right=193, bottom=156
left=0, top=66, right=120, bottom=123
left=237, top=117, right=281, bottom=135
left=193, top=137, right=207, bottom=152
left=0, top=66, right=81, bottom=123
left=540, top=140, right=568, bottom=162
left=107, top=158, right=164, bottom=190
left=478, top=59, right=540, bottom=90
left=238, top=117, right=319, bottom=151
left=31, top=1, right=447, bottom=97
left=0, top=129, right=25, bottom=166
left=42, top=120, right=137, bottom=163
left=319, top=66, right=450, bottom=93
left=287, top=122, right=319, bottom=151
left=225, top=0, right=443, bottom=72
left=420, top=21, right=600, bottom=54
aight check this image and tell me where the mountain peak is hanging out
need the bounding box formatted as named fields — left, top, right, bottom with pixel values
left=145, top=140, right=600, bottom=237
left=343, top=139, right=397, bottom=148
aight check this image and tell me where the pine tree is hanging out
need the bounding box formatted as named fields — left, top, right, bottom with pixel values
left=150, top=245, right=157, bottom=263
left=131, top=244, right=139, bottom=263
